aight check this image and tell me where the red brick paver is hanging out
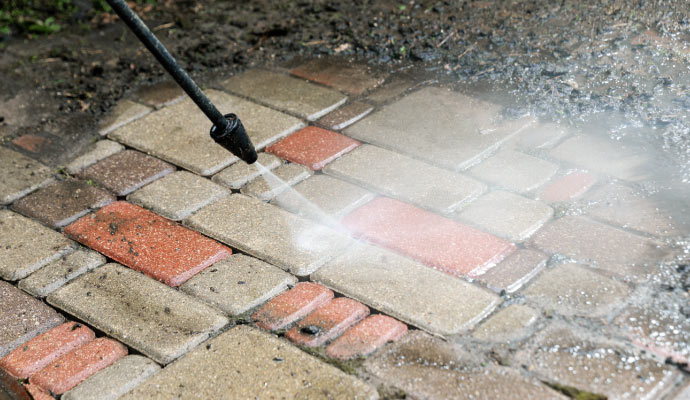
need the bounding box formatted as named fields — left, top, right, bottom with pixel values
left=290, top=58, right=387, bottom=95
left=0, top=322, right=94, bottom=379
left=12, top=135, right=50, bottom=153
left=24, top=383, right=53, bottom=400
left=325, top=315, right=407, bottom=360
left=266, top=126, right=360, bottom=170
left=252, top=282, right=334, bottom=331
left=342, top=197, right=515, bottom=277
left=538, top=172, right=596, bottom=202
left=64, top=201, right=231, bottom=287
left=286, top=298, right=370, bottom=347
left=29, top=338, right=127, bottom=395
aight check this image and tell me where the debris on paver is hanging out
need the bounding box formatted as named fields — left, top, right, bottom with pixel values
left=266, top=126, right=360, bottom=171
left=286, top=297, right=370, bottom=347
left=0, top=147, right=53, bottom=205
left=252, top=282, right=334, bottom=331
left=19, top=249, right=106, bottom=298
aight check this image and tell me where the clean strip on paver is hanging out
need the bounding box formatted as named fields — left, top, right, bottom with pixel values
left=240, top=163, right=313, bottom=201
left=47, top=263, right=229, bottom=364
left=65, top=140, right=124, bottom=174
left=19, top=249, right=106, bottom=298
left=475, top=248, right=547, bottom=293
left=0, top=147, right=53, bottom=205
left=211, top=152, right=282, bottom=190
left=325, top=315, right=408, bottom=360
left=266, top=126, right=360, bottom=170
left=120, top=326, right=378, bottom=400
left=471, top=304, right=538, bottom=342
left=286, top=297, right=370, bottom=347
left=252, top=282, right=334, bottom=331
left=468, top=149, right=559, bottom=193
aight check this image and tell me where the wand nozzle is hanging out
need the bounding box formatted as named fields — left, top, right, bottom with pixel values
left=210, top=113, right=258, bottom=164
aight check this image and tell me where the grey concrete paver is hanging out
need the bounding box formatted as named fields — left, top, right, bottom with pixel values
left=472, top=304, right=539, bottom=342
left=506, top=122, right=569, bottom=150
left=65, top=140, right=124, bottom=174
left=316, top=101, right=374, bottom=130
left=19, top=249, right=105, bottom=297
left=0, top=147, right=53, bottom=205
left=211, top=152, right=282, bottom=190
left=97, top=100, right=151, bottom=136
left=469, top=150, right=559, bottom=193
left=240, top=163, right=312, bottom=201
left=475, top=249, right=548, bottom=293
left=120, top=325, right=378, bottom=400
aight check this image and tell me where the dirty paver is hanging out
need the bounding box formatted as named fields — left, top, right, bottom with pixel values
left=325, top=315, right=408, bottom=360
left=19, top=249, right=106, bottom=298
left=0, top=147, right=53, bottom=205
left=252, top=282, right=334, bottom=331
left=286, top=297, right=370, bottom=347
left=291, top=58, right=387, bottom=95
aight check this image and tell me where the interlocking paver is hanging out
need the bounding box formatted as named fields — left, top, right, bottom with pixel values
left=180, top=254, right=297, bottom=316
left=342, top=197, right=514, bottom=277
left=455, top=190, right=553, bottom=241
left=313, top=244, right=501, bottom=336
left=551, top=134, right=650, bottom=181
left=469, top=150, right=559, bottom=193
left=291, top=58, right=387, bottom=95
left=0, top=146, right=53, bottom=205
left=29, top=338, right=127, bottom=395
left=47, top=263, right=229, bottom=364
left=19, top=249, right=105, bottom=298
left=61, top=355, right=160, bottom=400
left=316, top=101, right=374, bottom=130
left=252, top=282, right=334, bottom=330
left=516, top=323, right=679, bottom=400
left=97, top=100, right=151, bottom=136
left=0, top=210, right=75, bottom=281
left=538, top=171, right=596, bottom=202
left=530, top=216, right=669, bottom=280
left=0, top=369, right=32, bottom=400
left=222, top=69, right=347, bottom=121
left=211, top=152, right=281, bottom=190
left=673, top=383, right=690, bottom=400
left=240, top=163, right=312, bottom=201
left=120, top=326, right=377, bottom=399
left=23, top=383, right=51, bottom=400
left=184, top=194, right=353, bottom=276
left=64, top=201, right=231, bottom=287
left=472, top=304, right=538, bottom=342
left=325, top=315, right=407, bottom=360
left=365, top=74, right=417, bottom=104
left=132, top=80, right=185, bottom=109
left=325, top=145, right=486, bottom=214
left=266, top=126, right=360, bottom=170
left=286, top=297, right=369, bottom=347
left=345, top=87, right=534, bottom=170
left=77, top=150, right=174, bottom=196
left=65, top=140, right=124, bottom=174
left=11, top=180, right=115, bottom=228
left=506, top=121, right=569, bottom=149
left=110, top=90, right=303, bottom=175
left=0, top=322, right=94, bottom=379
left=475, top=249, right=548, bottom=293
left=523, top=263, right=630, bottom=317
left=127, top=171, right=229, bottom=221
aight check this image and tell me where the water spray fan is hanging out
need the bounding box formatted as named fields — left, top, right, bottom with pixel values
left=105, top=0, right=258, bottom=164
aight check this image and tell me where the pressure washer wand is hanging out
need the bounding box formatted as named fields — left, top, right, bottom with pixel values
left=105, top=0, right=257, bottom=164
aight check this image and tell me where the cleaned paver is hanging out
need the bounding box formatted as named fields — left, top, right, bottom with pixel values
left=313, top=244, right=501, bottom=336
left=538, top=171, right=596, bottom=202
left=77, top=150, right=175, bottom=196
left=342, top=197, right=515, bottom=277
left=0, top=322, right=94, bottom=379
left=180, top=254, right=298, bottom=316
left=132, top=80, right=185, bottom=109
left=127, top=171, right=229, bottom=221
left=61, top=355, right=160, bottom=400
left=0, top=146, right=53, bottom=205
left=316, top=101, right=374, bottom=130
left=19, top=249, right=106, bottom=298
left=286, top=297, right=370, bottom=347
left=475, top=249, right=548, bottom=293
left=47, top=263, right=229, bottom=364
left=325, top=144, right=486, bottom=214
left=184, top=194, right=353, bottom=276
left=65, top=140, right=124, bottom=174
left=240, top=163, right=312, bottom=201
left=291, top=58, right=387, bottom=95
left=266, top=126, right=360, bottom=170
left=252, top=282, right=334, bottom=331
left=345, top=87, right=533, bottom=170
left=11, top=180, right=115, bottom=228
left=221, top=69, right=347, bottom=121
left=97, top=100, right=151, bottom=136
left=0, top=209, right=75, bottom=281
left=507, top=122, right=569, bottom=150
left=29, top=338, right=127, bottom=395
left=325, top=315, right=408, bottom=360
left=64, top=201, right=231, bottom=287
left=472, top=304, right=538, bottom=342
left=211, top=152, right=281, bottom=189
left=455, top=190, right=554, bottom=241
left=469, top=149, right=559, bottom=193
left=523, top=263, right=630, bottom=317
left=110, top=90, right=303, bottom=175
left=120, top=326, right=378, bottom=399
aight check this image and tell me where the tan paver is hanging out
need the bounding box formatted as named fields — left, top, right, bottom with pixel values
left=19, top=249, right=105, bottom=297
left=469, top=150, right=558, bottom=193
left=240, top=163, right=312, bottom=201
left=475, top=249, right=548, bottom=293
left=65, top=140, right=124, bottom=174
left=97, top=100, right=151, bottom=136
left=472, top=304, right=538, bottom=342
left=0, top=147, right=53, bottom=205
left=211, top=152, right=282, bottom=190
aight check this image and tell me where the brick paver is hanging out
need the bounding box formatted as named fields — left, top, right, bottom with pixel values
left=132, top=80, right=185, bottom=109
left=538, top=171, right=596, bottom=202
left=286, top=297, right=369, bottom=347
left=507, top=121, right=569, bottom=150
left=0, top=322, right=94, bottom=379
left=127, top=171, right=229, bottom=221
left=0, top=147, right=53, bottom=205
left=0, top=210, right=75, bottom=281
left=475, top=249, right=548, bottom=293
left=316, top=101, right=374, bottom=130
left=11, top=180, right=115, bottom=228
left=180, top=254, right=297, bottom=316
left=455, top=190, right=554, bottom=241
left=252, top=282, right=334, bottom=331
left=325, top=315, right=407, bottom=360
left=120, top=326, right=377, bottom=399
left=291, top=58, right=387, bottom=95
left=267, top=126, right=360, bottom=171
left=78, top=150, right=174, bottom=196
left=343, top=197, right=514, bottom=277
left=365, top=73, right=417, bottom=104
left=65, top=140, right=124, bottom=174
left=469, top=149, right=558, bottom=193
left=325, top=145, right=486, bottom=214
left=47, top=263, right=228, bottom=364
left=240, top=163, right=312, bottom=201
left=64, top=201, right=231, bottom=287
left=472, top=304, right=538, bottom=342
left=184, top=194, right=353, bottom=276
left=19, top=249, right=105, bottom=298
left=221, top=69, right=347, bottom=121
left=23, top=383, right=51, bottom=400
left=211, top=152, right=282, bottom=190
left=313, top=244, right=501, bottom=335
left=12, top=134, right=50, bottom=153
left=29, top=338, right=127, bottom=395
left=98, top=100, right=151, bottom=136
left=61, top=355, right=160, bottom=400
left=0, top=369, right=32, bottom=400
left=110, top=90, right=303, bottom=175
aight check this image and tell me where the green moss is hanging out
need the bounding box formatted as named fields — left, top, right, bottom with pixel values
left=544, top=382, right=607, bottom=400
